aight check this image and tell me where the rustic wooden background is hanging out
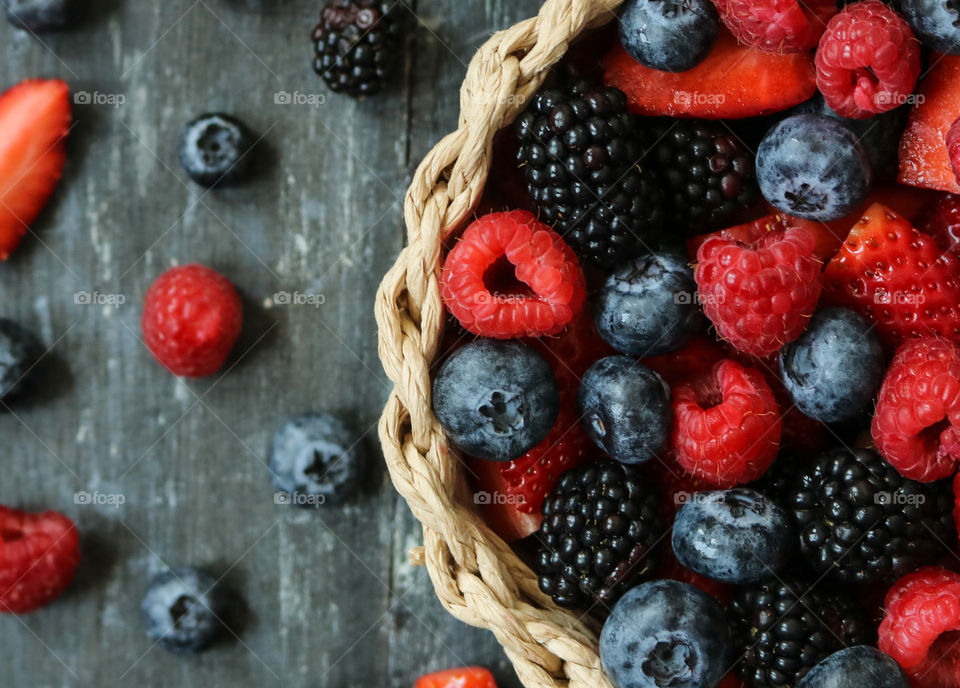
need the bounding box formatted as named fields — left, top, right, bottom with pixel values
left=0, top=1, right=541, bottom=685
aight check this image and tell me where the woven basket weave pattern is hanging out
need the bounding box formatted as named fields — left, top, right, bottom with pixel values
left=376, top=2, right=626, bottom=687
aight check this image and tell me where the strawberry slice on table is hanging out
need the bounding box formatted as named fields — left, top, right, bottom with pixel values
left=0, top=78, right=70, bottom=261
left=0, top=505, right=79, bottom=614
left=899, top=55, right=960, bottom=194
left=823, top=202, right=960, bottom=348
left=603, top=28, right=816, bottom=119
left=415, top=667, right=498, bottom=688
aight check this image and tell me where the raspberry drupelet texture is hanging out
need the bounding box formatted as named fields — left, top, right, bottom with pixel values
left=671, top=359, right=782, bottom=488
left=694, top=218, right=822, bottom=357
left=713, top=0, right=837, bottom=53
left=815, top=0, right=921, bottom=119
left=872, top=337, right=960, bottom=483
left=141, top=264, right=243, bottom=378
left=440, top=211, right=586, bottom=339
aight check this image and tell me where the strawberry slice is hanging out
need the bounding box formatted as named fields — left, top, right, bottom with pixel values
left=0, top=79, right=70, bottom=260
left=603, top=28, right=816, bottom=119
left=899, top=55, right=960, bottom=194
left=0, top=505, right=79, bottom=614
left=415, top=667, right=497, bottom=688
left=824, top=203, right=960, bottom=348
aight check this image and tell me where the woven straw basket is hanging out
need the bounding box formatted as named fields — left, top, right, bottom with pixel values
left=375, top=1, right=629, bottom=686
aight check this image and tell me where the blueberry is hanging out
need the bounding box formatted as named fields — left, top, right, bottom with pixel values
left=671, top=488, right=793, bottom=584
left=779, top=307, right=885, bottom=423
left=4, top=0, right=74, bottom=32
left=600, top=579, right=730, bottom=688
left=269, top=413, right=365, bottom=506
left=798, top=646, right=910, bottom=688
left=142, top=568, right=230, bottom=654
left=757, top=114, right=872, bottom=221
left=0, top=318, right=42, bottom=403
left=594, top=253, right=706, bottom=357
left=618, top=0, right=719, bottom=73
left=178, top=113, right=255, bottom=187
left=432, top=339, right=558, bottom=462
left=577, top=356, right=670, bottom=464
left=900, top=0, right=960, bottom=55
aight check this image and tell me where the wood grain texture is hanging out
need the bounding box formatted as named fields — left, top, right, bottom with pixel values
left=0, top=1, right=540, bottom=685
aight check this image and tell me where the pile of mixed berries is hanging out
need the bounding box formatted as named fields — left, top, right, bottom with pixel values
left=432, top=1, right=960, bottom=686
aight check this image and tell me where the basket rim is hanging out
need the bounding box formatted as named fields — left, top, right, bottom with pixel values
left=375, top=2, right=625, bottom=688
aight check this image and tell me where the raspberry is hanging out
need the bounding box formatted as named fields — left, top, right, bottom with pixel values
left=921, top=193, right=960, bottom=255
left=872, top=337, right=960, bottom=482
left=713, top=0, right=838, bottom=53
left=694, top=220, right=822, bottom=357
left=671, top=359, right=782, bottom=487
left=441, top=211, right=586, bottom=339
left=142, top=264, right=243, bottom=378
left=0, top=506, right=79, bottom=614
left=415, top=668, right=497, bottom=688
left=879, top=567, right=960, bottom=686
left=948, top=115, right=960, bottom=187
left=815, top=1, right=921, bottom=120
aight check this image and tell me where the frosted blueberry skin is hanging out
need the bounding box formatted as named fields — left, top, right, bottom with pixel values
left=899, top=0, right=960, bottom=55
left=142, top=568, right=230, bottom=654
left=757, top=114, right=872, bottom=221
left=798, top=646, right=910, bottom=688
left=577, top=356, right=671, bottom=464
left=432, top=339, right=558, bottom=462
left=594, top=253, right=706, bottom=357
left=672, top=488, right=794, bottom=584
left=618, top=0, right=719, bottom=73
left=779, top=307, right=885, bottom=423
left=601, top=579, right=730, bottom=688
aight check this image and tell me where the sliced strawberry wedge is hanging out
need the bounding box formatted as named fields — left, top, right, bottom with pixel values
left=603, top=28, right=816, bottom=119
left=899, top=55, right=960, bottom=194
left=0, top=78, right=71, bottom=260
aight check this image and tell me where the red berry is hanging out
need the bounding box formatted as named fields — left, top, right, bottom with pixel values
left=142, top=264, right=243, bottom=377
left=900, top=56, right=960, bottom=194
left=879, top=567, right=960, bottom=686
left=712, top=0, right=837, bottom=53
left=642, top=335, right=727, bottom=388
left=415, top=667, right=497, bottom=688
left=823, top=203, right=960, bottom=348
left=688, top=212, right=845, bottom=265
left=0, top=506, right=79, bottom=614
left=872, top=337, right=960, bottom=483
left=441, top=211, right=586, bottom=339
left=603, top=28, right=816, bottom=119
left=920, top=194, right=960, bottom=255
left=815, top=0, right=920, bottom=119
left=948, top=116, right=960, bottom=188
left=694, top=219, right=822, bottom=357
left=671, top=359, right=782, bottom=488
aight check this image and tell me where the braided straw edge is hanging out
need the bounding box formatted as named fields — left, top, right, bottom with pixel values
left=376, top=2, right=626, bottom=687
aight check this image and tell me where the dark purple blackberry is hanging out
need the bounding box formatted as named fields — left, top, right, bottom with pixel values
left=648, top=118, right=760, bottom=235
left=515, top=75, right=665, bottom=267
left=781, top=447, right=955, bottom=584
left=536, top=460, right=662, bottom=609
left=311, top=0, right=402, bottom=97
left=728, top=577, right=874, bottom=688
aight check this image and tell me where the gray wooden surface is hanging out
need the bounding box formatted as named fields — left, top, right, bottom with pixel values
left=0, top=1, right=541, bottom=685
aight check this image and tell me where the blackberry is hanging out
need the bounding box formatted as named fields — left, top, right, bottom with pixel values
left=782, top=447, right=955, bottom=584
left=311, top=0, right=402, bottom=96
left=729, top=577, right=874, bottom=688
left=536, top=460, right=662, bottom=609
left=515, top=75, right=665, bottom=267
left=648, top=118, right=760, bottom=234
